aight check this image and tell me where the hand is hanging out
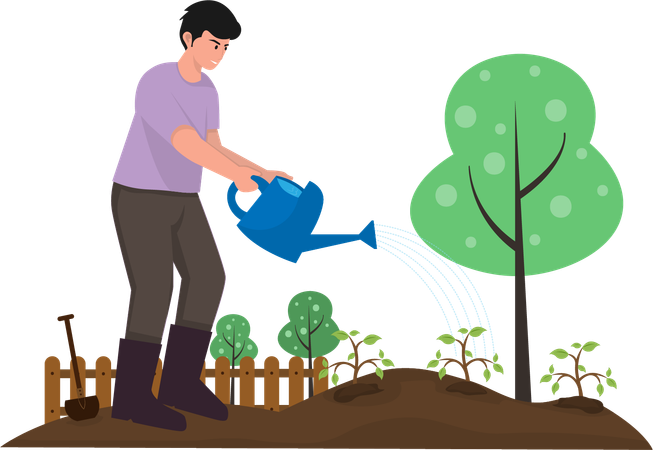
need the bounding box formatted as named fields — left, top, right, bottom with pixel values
left=261, top=170, right=293, bottom=183
left=233, top=167, right=261, bottom=192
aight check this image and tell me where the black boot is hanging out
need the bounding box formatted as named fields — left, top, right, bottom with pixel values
left=158, top=324, right=229, bottom=421
left=111, top=338, right=187, bottom=431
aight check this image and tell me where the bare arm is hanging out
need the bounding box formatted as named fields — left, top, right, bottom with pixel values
left=171, top=125, right=260, bottom=192
left=206, top=129, right=265, bottom=172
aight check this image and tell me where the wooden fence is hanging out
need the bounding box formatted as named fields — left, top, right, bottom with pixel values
left=44, top=355, right=328, bottom=424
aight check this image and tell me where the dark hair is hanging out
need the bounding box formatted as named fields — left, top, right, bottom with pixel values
left=179, top=1, right=241, bottom=49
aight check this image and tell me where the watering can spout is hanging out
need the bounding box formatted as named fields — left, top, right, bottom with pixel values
left=304, top=219, right=378, bottom=253
left=262, top=219, right=378, bottom=265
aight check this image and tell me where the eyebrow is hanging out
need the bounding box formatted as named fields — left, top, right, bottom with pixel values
left=210, top=39, right=229, bottom=47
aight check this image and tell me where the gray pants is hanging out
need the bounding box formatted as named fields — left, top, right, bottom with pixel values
left=111, top=183, right=226, bottom=344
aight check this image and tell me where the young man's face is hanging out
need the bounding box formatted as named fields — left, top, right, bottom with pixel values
left=185, top=30, right=230, bottom=70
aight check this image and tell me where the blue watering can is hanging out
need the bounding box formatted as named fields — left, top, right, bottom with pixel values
left=227, top=176, right=376, bottom=263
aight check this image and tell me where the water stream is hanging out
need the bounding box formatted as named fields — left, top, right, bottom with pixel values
left=377, top=225, right=495, bottom=359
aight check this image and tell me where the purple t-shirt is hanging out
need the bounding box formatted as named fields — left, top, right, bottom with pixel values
left=113, top=62, right=220, bottom=193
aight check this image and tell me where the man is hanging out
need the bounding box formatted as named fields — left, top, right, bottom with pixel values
left=110, top=1, right=290, bottom=431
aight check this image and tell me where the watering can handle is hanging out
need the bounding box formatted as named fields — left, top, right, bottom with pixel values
left=227, top=175, right=270, bottom=220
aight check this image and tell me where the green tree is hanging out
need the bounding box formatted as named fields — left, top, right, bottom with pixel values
left=278, top=291, right=340, bottom=397
left=210, top=314, right=258, bottom=404
left=410, top=54, right=622, bottom=402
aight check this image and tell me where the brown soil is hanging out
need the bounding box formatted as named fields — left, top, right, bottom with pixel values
left=555, top=395, right=604, bottom=414
left=333, top=383, right=383, bottom=402
left=446, top=380, right=487, bottom=395
left=3, top=369, right=650, bottom=449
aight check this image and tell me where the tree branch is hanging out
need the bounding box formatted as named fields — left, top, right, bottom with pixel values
left=440, top=358, right=465, bottom=369
left=294, top=325, right=309, bottom=351
left=308, top=315, right=324, bottom=334
left=468, top=166, right=516, bottom=250
left=520, top=133, right=566, bottom=198
left=359, top=358, right=381, bottom=370
left=234, top=338, right=246, bottom=360
left=222, top=332, right=234, bottom=349
left=553, top=373, right=577, bottom=383
left=580, top=373, right=606, bottom=383
left=467, top=358, right=493, bottom=369
left=328, top=361, right=356, bottom=372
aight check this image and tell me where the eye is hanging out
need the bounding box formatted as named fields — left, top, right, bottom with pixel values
left=215, top=45, right=218, bottom=49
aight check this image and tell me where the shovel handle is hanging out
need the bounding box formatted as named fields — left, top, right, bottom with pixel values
left=58, top=314, right=74, bottom=322
left=58, top=314, right=84, bottom=396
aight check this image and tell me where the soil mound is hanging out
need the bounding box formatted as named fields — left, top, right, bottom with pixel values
left=555, top=396, right=604, bottom=414
left=333, top=383, right=383, bottom=403
left=445, top=381, right=487, bottom=395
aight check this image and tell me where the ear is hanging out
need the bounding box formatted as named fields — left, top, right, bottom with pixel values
left=183, top=31, right=193, bottom=48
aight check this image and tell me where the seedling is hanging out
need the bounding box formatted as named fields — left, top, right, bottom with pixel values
left=318, top=328, right=397, bottom=386
left=426, top=326, right=506, bottom=384
left=540, top=341, right=617, bottom=397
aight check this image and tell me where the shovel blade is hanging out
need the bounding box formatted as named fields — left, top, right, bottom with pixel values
left=65, top=395, right=100, bottom=421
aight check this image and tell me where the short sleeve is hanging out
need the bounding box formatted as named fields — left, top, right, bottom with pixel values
left=135, top=72, right=191, bottom=144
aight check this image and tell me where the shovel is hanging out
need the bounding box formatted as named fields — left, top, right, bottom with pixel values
left=58, top=314, right=100, bottom=421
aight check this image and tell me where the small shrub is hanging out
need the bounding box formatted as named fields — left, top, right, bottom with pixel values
left=538, top=339, right=619, bottom=398
left=426, top=326, right=506, bottom=384
left=318, top=328, right=397, bottom=386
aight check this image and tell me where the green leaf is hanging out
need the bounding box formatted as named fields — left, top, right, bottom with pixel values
left=550, top=349, right=569, bottom=359
left=332, top=373, right=339, bottom=386
left=427, top=359, right=439, bottom=369
left=363, top=334, right=382, bottom=345
left=379, top=349, right=384, bottom=359
left=493, top=353, right=498, bottom=363
left=492, top=361, right=506, bottom=376
left=571, top=343, right=581, bottom=349
left=546, top=363, right=556, bottom=375
left=322, top=359, right=328, bottom=368
left=607, top=378, right=617, bottom=389
left=381, top=359, right=394, bottom=367
left=540, top=374, right=553, bottom=383
left=319, top=368, right=328, bottom=380
left=578, top=365, right=586, bottom=373
left=582, top=341, right=600, bottom=352
left=438, top=367, right=447, bottom=380
left=606, top=368, right=612, bottom=377
left=458, top=328, right=469, bottom=334
left=437, top=334, right=456, bottom=345
left=552, top=382, right=560, bottom=395
left=483, top=368, right=491, bottom=382
left=597, top=383, right=604, bottom=397
left=469, top=327, right=487, bottom=337
left=465, top=350, right=473, bottom=358
left=376, top=367, right=384, bottom=379
left=436, top=349, right=442, bottom=359
left=347, top=353, right=355, bottom=361
left=349, top=328, right=361, bottom=339
left=332, top=331, right=349, bottom=341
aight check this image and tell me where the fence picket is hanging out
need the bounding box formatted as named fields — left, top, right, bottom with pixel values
left=213, top=356, right=232, bottom=405
left=241, top=356, right=256, bottom=408
left=93, top=355, right=114, bottom=408
left=289, top=357, right=304, bottom=407
left=263, top=355, right=281, bottom=412
left=41, top=355, right=62, bottom=424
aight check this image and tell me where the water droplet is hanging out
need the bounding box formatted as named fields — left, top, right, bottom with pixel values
left=435, top=184, right=457, bottom=207
left=484, top=152, right=505, bottom=175
left=466, top=237, right=477, bottom=248
left=576, top=148, right=587, bottom=159
left=598, top=185, right=608, bottom=196
left=312, top=304, right=320, bottom=312
left=550, top=195, right=572, bottom=218
left=530, top=65, right=541, bottom=77
left=495, top=123, right=506, bottom=135
left=545, top=99, right=567, bottom=122
left=530, top=234, right=541, bottom=246
left=480, top=70, right=491, bottom=81
left=285, top=330, right=292, bottom=338
left=455, top=105, right=476, bottom=128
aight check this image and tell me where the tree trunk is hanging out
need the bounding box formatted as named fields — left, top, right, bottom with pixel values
left=514, top=104, right=532, bottom=403
left=514, top=250, right=531, bottom=402
left=308, top=353, right=313, bottom=397
left=230, top=362, right=235, bottom=405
